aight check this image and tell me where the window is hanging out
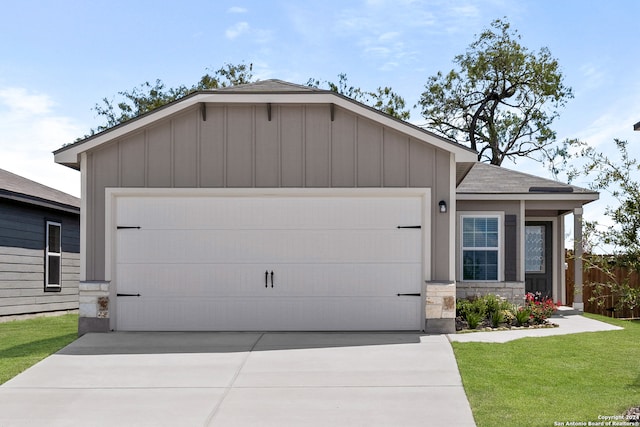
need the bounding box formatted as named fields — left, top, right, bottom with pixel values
left=461, top=215, right=500, bottom=281
left=525, top=225, right=546, bottom=273
left=45, top=221, right=62, bottom=291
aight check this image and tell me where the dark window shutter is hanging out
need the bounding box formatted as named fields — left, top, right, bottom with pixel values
left=504, top=215, right=517, bottom=281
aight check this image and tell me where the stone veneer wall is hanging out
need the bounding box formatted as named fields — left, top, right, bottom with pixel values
left=425, top=282, right=456, bottom=334
left=456, top=281, right=525, bottom=305
left=78, top=281, right=110, bottom=335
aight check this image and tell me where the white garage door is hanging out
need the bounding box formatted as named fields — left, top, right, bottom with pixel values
left=114, top=192, right=427, bottom=331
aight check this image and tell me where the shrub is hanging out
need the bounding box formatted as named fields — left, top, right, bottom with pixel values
left=490, top=309, right=505, bottom=328
left=468, top=296, right=488, bottom=318
left=456, top=293, right=550, bottom=330
left=456, top=298, right=471, bottom=318
left=484, top=294, right=508, bottom=316
left=524, top=292, right=558, bottom=324
left=502, top=309, right=515, bottom=325
left=465, top=311, right=483, bottom=329
left=513, top=306, right=532, bottom=326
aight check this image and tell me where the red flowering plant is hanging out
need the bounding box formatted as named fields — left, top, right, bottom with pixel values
left=524, top=292, right=558, bottom=324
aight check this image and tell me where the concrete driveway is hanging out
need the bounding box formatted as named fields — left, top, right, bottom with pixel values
left=0, top=332, right=475, bottom=427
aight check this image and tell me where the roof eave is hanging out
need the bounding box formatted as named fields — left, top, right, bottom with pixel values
left=0, top=192, right=80, bottom=214
left=456, top=192, right=599, bottom=203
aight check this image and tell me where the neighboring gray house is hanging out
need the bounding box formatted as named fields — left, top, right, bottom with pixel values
left=53, top=80, right=597, bottom=335
left=0, top=168, right=80, bottom=317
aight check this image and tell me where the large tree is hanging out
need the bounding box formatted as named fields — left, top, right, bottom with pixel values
left=91, top=62, right=255, bottom=134
left=307, top=73, right=410, bottom=120
left=90, top=65, right=409, bottom=135
left=419, top=18, right=573, bottom=166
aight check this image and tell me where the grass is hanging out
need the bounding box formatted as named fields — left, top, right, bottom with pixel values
left=0, top=314, right=78, bottom=385
left=452, top=313, right=640, bottom=427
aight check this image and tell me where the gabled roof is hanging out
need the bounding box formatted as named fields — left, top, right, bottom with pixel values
left=54, top=79, right=478, bottom=169
left=0, top=168, right=80, bottom=214
left=215, top=79, right=318, bottom=92
left=457, top=162, right=599, bottom=202
left=634, top=120, right=640, bottom=131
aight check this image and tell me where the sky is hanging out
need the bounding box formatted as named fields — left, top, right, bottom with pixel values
left=0, top=0, right=638, bottom=235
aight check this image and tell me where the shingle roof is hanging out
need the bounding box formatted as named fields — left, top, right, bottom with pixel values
left=0, top=168, right=80, bottom=212
left=216, top=79, right=319, bottom=92
left=457, top=162, right=597, bottom=195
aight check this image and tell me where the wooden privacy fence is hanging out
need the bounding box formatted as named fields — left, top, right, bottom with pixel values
left=565, top=251, right=640, bottom=318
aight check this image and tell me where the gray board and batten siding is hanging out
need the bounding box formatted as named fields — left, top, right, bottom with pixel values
left=0, top=194, right=80, bottom=317
left=84, top=102, right=455, bottom=282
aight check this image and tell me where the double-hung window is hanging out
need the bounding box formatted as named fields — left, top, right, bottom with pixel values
left=45, top=221, right=62, bottom=291
left=461, top=215, right=500, bottom=281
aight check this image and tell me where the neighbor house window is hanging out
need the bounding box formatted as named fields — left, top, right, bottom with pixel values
left=461, top=215, right=500, bottom=281
left=45, top=221, right=62, bottom=291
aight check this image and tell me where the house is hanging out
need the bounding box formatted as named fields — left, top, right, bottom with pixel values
left=456, top=162, right=597, bottom=306
left=0, top=168, right=80, bottom=317
left=54, top=80, right=597, bottom=335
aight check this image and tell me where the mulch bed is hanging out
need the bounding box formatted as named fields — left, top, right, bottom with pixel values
left=455, top=316, right=559, bottom=332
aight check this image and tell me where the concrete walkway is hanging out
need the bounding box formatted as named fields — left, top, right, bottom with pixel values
left=449, top=312, right=623, bottom=343
left=0, top=332, right=476, bottom=427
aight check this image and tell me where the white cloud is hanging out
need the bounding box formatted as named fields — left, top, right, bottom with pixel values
left=0, top=87, right=55, bottom=115
left=0, top=87, right=82, bottom=196
left=577, top=63, right=605, bottom=92
left=225, top=22, right=250, bottom=39
left=228, top=6, right=247, bottom=14
left=451, top=4, right=480, bottom=18
left=224, top=20, right=272, bottom=44
left=380, top=61, right=400, bottom=71
left=364, top=46, right=391, bottom=57
left=378, top=32, right=400, bottom=42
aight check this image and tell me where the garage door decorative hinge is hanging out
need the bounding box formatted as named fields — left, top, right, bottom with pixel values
left=397, top=293, right=420, bottom=296
left=117, top=226, right=141, bottom=230
left=117, top=293, right=141, bottom=297
left=397, top=225, right=421, bottom=229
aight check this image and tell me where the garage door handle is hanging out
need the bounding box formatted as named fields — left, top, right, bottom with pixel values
left=265, top=270, right=268, bottom=288
left=270, top=271, right=274, bottom=288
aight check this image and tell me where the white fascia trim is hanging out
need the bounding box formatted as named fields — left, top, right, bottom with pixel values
left=422, top=188, right=432, bottom=283
left=104, top=187, right=431, bottom=198
left=55, top=92, right=477, bottom=165
left=448, top=152, right=456, bottom=281
left=456, top=193, right=599, bottom=202
left=80, top=152, right=88, bottom=282
left=519, top=200, right=526, bottom=282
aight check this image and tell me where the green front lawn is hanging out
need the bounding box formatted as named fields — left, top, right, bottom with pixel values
left=452, top=314, right=640, bottom=427
left=0, top=314, right=78, bottom=385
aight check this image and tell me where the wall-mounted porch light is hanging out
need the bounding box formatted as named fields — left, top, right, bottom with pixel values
left=439, top=200, right=447, bottom=213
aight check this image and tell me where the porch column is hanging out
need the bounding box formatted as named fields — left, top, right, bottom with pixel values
left=573, top=208, right=584, bottom=311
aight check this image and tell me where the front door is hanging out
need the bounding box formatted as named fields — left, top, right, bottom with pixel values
left=524, top=221, right=553, bottom=298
